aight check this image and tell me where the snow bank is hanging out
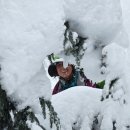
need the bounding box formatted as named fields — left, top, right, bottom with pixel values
left=52, top=86, right=102, bottom=130
left=0, top=0, right=64, bottom=107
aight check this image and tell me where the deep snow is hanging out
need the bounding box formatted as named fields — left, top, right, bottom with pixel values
left=0, top=0, right=130, bottom=130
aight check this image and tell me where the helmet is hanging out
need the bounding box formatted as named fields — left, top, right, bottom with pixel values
left=48, top=64, right=58, bottom=77
left=48, top=53, right=64, bottom=64
left=48, top=53, right=64, bottom=77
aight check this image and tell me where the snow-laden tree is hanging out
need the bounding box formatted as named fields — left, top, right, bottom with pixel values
left=99, top=43, right=130, bottom=130
left=0, top=0, right=64, bottom=129
left=0, top=0, right=130, bottom=130
left=63, top=21, right=87, bottom=67
left=51, top=0, right=130, bottom=130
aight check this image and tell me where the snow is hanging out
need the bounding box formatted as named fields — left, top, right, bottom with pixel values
left=0, top=0, right=65, bottom=106
left=120, top=0, right=130, bottom=41
left=27, top=120, right=43, bottom=130
left=101, top=43, right=127, bottom=75
left=64, top=0, right=122, bottom=44
left=52, top=87, right=102, bottom=130
left=0, top=0, right=130, bottom=130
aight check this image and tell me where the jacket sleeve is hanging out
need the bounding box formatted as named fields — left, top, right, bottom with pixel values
left=80, top=70, right=96, bottom=88
left=52, top=81, right=61, bottom=95
left=84, top=78, right=96, bottom=88
left=79, top=69, right=104, bottom=89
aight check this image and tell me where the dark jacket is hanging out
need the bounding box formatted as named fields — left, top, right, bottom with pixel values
left=52, top=69, right=96, bottom=95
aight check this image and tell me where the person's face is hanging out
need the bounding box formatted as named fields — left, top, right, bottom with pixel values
left=56, top=62, right=73, bottom=80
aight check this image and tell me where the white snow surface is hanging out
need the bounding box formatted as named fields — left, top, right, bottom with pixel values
left=64, top=0, right=122, bottom=44
left=0, top=0, right=64, bottom=107
left=52, top=87, right=102, bottom=130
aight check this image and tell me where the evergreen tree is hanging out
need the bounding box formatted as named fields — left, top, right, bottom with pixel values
left=39, top=97, right=61, bottom=130
left=99, top=44, right=128, bottom=130
left=0, top=84, right=46, bottom=130
left=101, top=77, right=119, bottom=101
left=0, top=85, right=14, bottom=130
left=100, top=51, right=107, bottom=75
left=63, top=21, right=87, bottom=67
left=0, top=69, right=61, bottom=130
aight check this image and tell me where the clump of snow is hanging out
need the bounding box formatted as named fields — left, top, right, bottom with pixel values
left=100, top=99, right=122, bottom=130
left=64, top=0, right=122, bottom=44
left=27, top=120, right=43, bottom=130
left=120, top=0, right=130, bottom=41
left=52, top=86, right=102, bottom=130
left=102, top=43, right=127, bottom=92
left=98, top=42, right=130, bottom=130
left=0, top=0, right=65, bottom=107
left=113, top=27, right=129, bottom=48
left=101, top=43, right=127, bottom=75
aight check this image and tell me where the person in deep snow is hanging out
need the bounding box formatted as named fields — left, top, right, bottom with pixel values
left=48, top=53, right=104, bottom=95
